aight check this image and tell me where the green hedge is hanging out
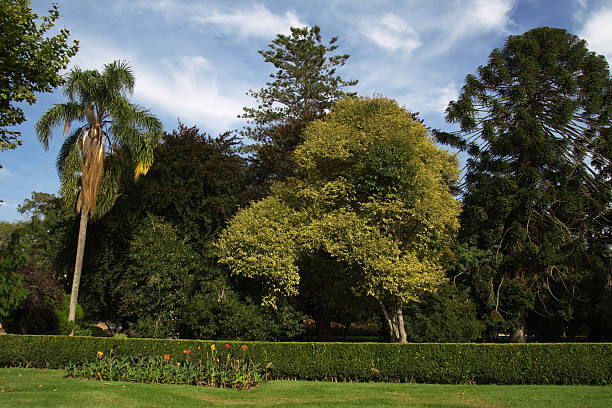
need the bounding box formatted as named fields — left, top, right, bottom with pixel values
left=1, top=335, right=610, bottom=384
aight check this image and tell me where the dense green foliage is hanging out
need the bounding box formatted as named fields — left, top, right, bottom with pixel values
left=0, top=192, right=70, bottom=332
left=1, top=335, right=611, bottom=385
left=437, top=27, right=612, bottom=341
left=0, top=0, right=78, bottom=150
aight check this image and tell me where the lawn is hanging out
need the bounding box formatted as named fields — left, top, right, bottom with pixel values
left=1, top=368, right=611, bottom=408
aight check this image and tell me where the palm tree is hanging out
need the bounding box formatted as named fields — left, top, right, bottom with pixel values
left=36, top=60, right=163, bottom=329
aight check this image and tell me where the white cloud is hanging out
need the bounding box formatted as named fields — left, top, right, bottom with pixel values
left=362, top=14, right=421, bottom=53
left=466, top=0, right=514, bottom=31
left=66, top=36, right=247, bottom=133
left=580, top=8, right=612, bottom=62
left=401, top=83, right=458, bottom=116
left=196, top=4, right=307, bottom=37
left=133, top=1, right=307, bottom=38
left=134, top=56, right=247, bottom=132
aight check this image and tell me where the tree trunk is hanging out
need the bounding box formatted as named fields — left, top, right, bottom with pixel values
left=314, top=310, right=332, bottom=341
left=380, top=301, right=407, bottom=343
left=510, top=308, right=527, bottom=343
left=68, top=208, right=88, bottom=333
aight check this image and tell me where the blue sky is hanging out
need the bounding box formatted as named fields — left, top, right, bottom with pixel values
left=1, top=0, right=611, bottom=221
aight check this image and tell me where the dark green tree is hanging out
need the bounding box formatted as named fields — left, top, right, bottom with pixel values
left=437, top=27, right=611, bottom=341
left=0, top=0, right=78, bottom=150
left=242, top=25, right=357, bottom=189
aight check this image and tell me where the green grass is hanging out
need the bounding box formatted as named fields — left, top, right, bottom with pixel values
left=1, top=368, right=611, bottom=407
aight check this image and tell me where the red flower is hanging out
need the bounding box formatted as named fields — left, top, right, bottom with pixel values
left=241, top=344, right=248, bottom=350
left=183, top=349, right=192, bottom=354
left=225, top=343, right=230, bottom=349
left=163, top=354, right=170, bottom=360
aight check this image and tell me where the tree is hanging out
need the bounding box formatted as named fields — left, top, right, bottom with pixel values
left=437, top=27, right=611, bottom=341
left=217, top=97, right=461, bottom=342
left=36, top=60, right=163, bottom=327
left=241, top=25, right=357, bottom=189
left=0, top=0, right=78, bottom=150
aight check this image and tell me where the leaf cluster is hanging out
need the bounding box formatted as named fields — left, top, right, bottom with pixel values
left=0, top=0, right=78, bottom=149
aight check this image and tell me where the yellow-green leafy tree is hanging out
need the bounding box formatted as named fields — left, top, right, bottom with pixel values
left=217, top=97, right=461, bottom=342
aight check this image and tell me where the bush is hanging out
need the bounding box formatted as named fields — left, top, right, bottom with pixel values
left=403, top=284, right=484, bottom=342
left=0, top=335, right=610, bottom=385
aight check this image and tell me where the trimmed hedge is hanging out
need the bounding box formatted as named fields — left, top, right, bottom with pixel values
left=0, top=335, right=610, bottom=384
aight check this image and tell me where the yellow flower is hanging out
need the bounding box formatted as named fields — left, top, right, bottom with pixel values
left=210, top=344, right=216, bottom=351
left=96, top=351, right=103, bottom=357
left=177, top=362, right=181, bottom=367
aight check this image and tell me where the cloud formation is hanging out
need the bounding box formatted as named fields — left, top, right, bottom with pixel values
left=362, top=14, right=421, bottom=53
left=133, top=1, right=307, bottom=38
left=580, top=7, right=612, bottom=61
left=195, top=4, right=307, bottom=37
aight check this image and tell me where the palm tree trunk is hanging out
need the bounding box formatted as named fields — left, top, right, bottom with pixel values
left=68, top=207, right=88, bottom=331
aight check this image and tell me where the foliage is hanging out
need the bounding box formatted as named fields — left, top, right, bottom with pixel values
left=0, top=268, right=27, bottom=323
left=2, top=335, right=612, bottom=385
left=436, top=27, right=612, bottom=340
left=66, top=346, right=270, bottom=390
left=0, top=0, right=78, bottom=150
left=242, top=25, right=357, bottom=188
left=403, top=284, right=484, bottom=342
left=118, top=214, right=194, bottom=339
left=0, top=192, right=71, bottom=332
left=218, top=97, right=461, bottom=342
left=4, top=262, right=63, bottom=334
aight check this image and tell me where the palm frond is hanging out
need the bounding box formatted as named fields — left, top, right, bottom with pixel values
left=58, top=133, right=84, bottom=215
left=91, top=155, right=123, bottom=219
left=56, top=127, right=83, bottom=176
left=103, top=60, right=135, bottom=97
left=36, top=102, right=86, bottom=149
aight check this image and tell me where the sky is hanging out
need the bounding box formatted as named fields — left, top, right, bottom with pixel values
left=1, top=0, right=611, bottom=221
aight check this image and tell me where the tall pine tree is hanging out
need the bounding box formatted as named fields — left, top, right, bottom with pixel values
left=437, top=27, right=612, bottom=341
left=241, top=25, right=357, bottom=192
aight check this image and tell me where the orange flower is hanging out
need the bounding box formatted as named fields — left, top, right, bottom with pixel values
left=96, top=351, right=103, bottom=357
left=241, top=344, right=248, bottom=350
left=163, top=354, right=170, bottom=360
left=225, top=343, right=230, bottom=349
left=183, top=349, right=191, bottom=354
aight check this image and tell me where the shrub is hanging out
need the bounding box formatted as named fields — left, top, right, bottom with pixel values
left=0, top=335, right=610, bottom=385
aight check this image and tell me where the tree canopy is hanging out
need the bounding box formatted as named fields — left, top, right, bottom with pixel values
left=0, top=0, right=78, bottom=150
left=218, top=97, right=461, bottom=342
